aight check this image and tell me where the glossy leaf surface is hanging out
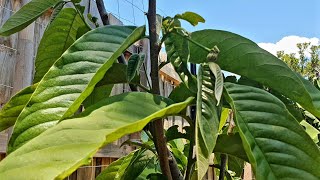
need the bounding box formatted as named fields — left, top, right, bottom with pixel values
left=0, top=92, right=193, bottom=179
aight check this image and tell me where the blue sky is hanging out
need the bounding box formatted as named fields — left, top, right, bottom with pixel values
left=104, top=0, right=319, bottom=52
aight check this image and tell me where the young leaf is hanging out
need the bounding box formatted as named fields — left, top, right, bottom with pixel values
left=0, top=92, right=193, bottom=179
left=0, top=84, right=37, bottom=132
left=208, top=62, right=224, bottom=105
left=224, top=82, right=320, bottom=179
left=127, top=53, right=145, bottom=82
left=195, top=65, right=220, bottom=180
left=189, top=30, right=320, bottom=118
left=175, top=11, right=205, bottom=26
left=34, top=8, right=89, bottom=83
left=0, top=0, right=63, bottom=36
left=168, top=82, right=196, bottom=103
left=7, top=25, right=146, bottom=153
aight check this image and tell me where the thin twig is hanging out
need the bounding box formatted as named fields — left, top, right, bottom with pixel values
left=219, top=154, right=228, bottom=180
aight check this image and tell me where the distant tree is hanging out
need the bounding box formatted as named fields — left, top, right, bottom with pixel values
left=277, top=42, right=320, bottom=81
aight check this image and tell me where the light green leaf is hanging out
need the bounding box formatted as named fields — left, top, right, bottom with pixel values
left=0, top=92, right=193, bottom=179
left=224, top=82, right=320, bottom=180
left=175, top=11, right=205, bottom=26
left=213, top=133, right=248, bottom=162
left=218, top=108, right=229, bottom=132
left=0, top=84, right=37, bottom=132
left=8, top=25, right=146, bottom=153
left=127, top=53, right=145, bottom=82
left=34, top=8, right=88, bottom=83
left=195, top=65, right=220, bottom=180
left=96, top=149, right=154, bottom=180
left=0, top=0, right=63, bottom=36
left=208, top=62, right=224, bottom=105
left=301, top=120, right=320, bottom=143
left=189, top=30, right=320, bottom=119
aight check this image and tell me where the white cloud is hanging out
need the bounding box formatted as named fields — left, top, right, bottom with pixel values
left=258, top=36, right=319, bottom=57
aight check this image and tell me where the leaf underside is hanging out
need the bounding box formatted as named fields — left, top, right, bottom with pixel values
left=224, top=82, right=320, bottom=180
left=195, top=65, right=220, bottom=180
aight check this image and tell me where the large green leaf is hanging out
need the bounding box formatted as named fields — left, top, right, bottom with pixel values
left=8, top=25, right=146, bottom=153
left=189, top=30, right=320, bottom=118
left=0, top=0, right=63, bottom=36
left=96, top=149, right=154, bottom=180
left=0, top=84, right=37, bottom=132
left=224, top=82, right=320, bottom=180
left=0, top=92, right=193, bottom=179
left=195, top=65, right=220, bottom=180
left=34, top=8, right=88, bottom=83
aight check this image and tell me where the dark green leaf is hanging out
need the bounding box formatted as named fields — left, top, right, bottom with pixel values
left=169, top=83, right=196, bottom=103
left=224, top=82, right=320, bottom=179
left=127, top=53, right=145, bottom=82
left=0, top=84, right=37, bottom=132
left=190, top=30, right=320, bottom=118
left=213, top=133, right=248, bottom=162
left=0, top=0, right=63, bottom=36
left=8, top=25, right=146, bottom=153
left=34, top=8, right=88, bottom=83
left=0, top=92, right=193, bottom=179
left=195, top=65, right=220, bottom=179
left=82, top=85, right=113, bottom=109
left=175, top=11, right=205, bottom=26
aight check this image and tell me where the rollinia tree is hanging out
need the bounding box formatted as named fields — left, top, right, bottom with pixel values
left=0, top=0, right=319, bottom=180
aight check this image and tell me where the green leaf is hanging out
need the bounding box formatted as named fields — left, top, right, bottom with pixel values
left=189, top=30, right=320, bottom=118
left=0, top=0, right=63, bottom=36
left=82, top=85, right=113, bottom=109
left=208, top=62, right=224, bottom=105
left=301, top=120, right=320, bottom=144
left=224, top=82, right=320, bottom=180
left=195, top=65, right=220, bottom=180
left=218, top=108, right=229, bottom=132
left=48, top=1, right=65, bottom=24
left=0, top=84, right=37, bottom=132
left=169, top=83, right=196, bottom=103
left=96, top=149, right=154, bottom=180
left=34, top=8, right=88, bottom=83
left=164, top=30, right=197, bottom=92
left=228, top=156, right=244, bottom=178
left=175, top=11, right=205, bottom=26
left=8, top=25, right=146, bottom=153
left=0, top=92, right=193, bottom=179
left=213, top=133, right=248, bottom=162
left=127, top=53, right=145, bottom=82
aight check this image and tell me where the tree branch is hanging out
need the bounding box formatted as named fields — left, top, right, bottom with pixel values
left=219, top=154, right=228, bottom=180
left=147, top=1, right=172, bottom=179
left=95, top=0, right=109, bottom=25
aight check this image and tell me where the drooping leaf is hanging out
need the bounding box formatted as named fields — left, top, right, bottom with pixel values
left=224, top=82, right=320, bottom=179
left=34, top=8, right=88, bottom=83
left=213, top=133, right=248, bottom=162
left=195, top=65, right=220, bottom=180
left=227, top=156, right=244, bottom=178
left=164, top=20, right=197, bottom=92
left=96, top=149, right=154, bottom=180
left=0, top=84, right=37, bottom=132
left=127, top=53, right=145, bottom=82
left=208, top=62, right=224, bottom=105
left=48, top=1, right=65, bottom=24
left=0, top=92, right=193, bottom=179
left=8, top=25, right=146, bottom=153
left=0, top=0, right=63, bottom=36
left=190, top=30, right=320, bottom=118
left=175, top=11, right=205, bottom=26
